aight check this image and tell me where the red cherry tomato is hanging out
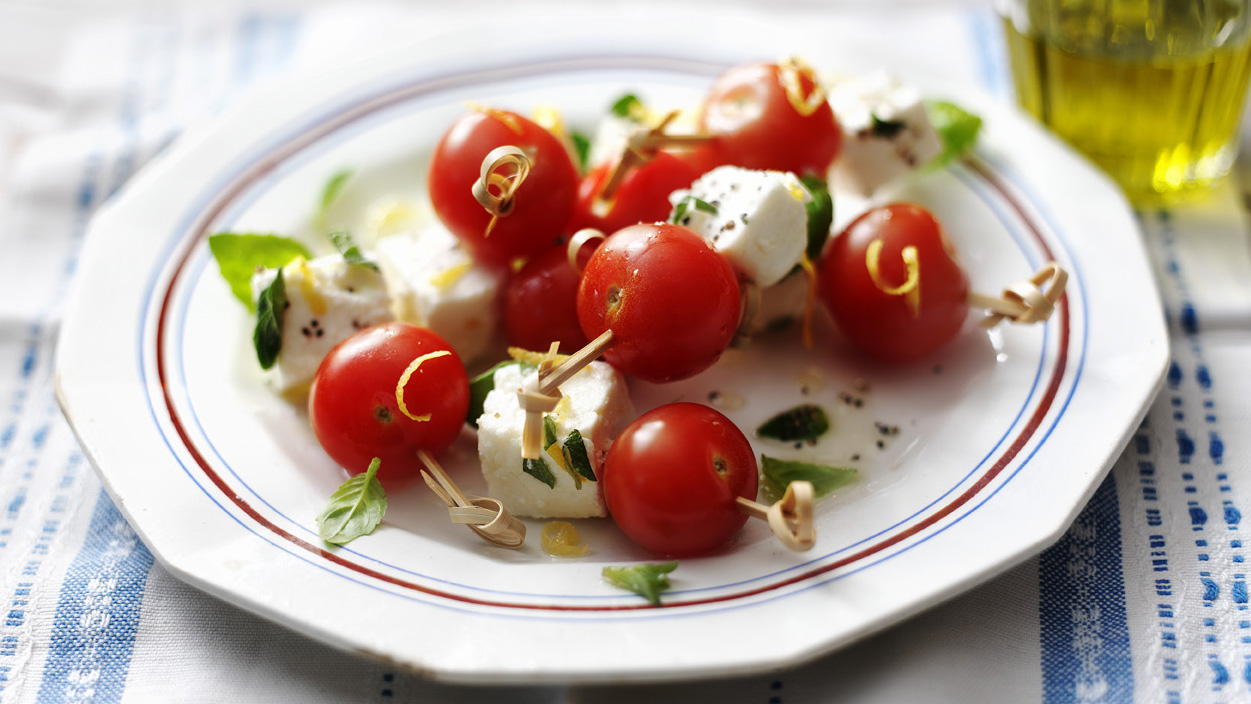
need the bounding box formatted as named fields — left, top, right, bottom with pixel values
left=817, top=204, right=971, bottom=363
left=569, top=151, right=701, bottom=235
left=502, top=244, right=590, bottom=355
left=577, top=222, right=740, bottom=383
left=428, top=107, right=579, bottom=266
left=699, top=60, right=842, bottom=177
left=308, top=322, right=470, bottom=483
left=603, top=402, right=758, bottom=556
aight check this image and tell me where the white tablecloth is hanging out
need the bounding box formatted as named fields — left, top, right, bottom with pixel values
left=2, top=1, right=1250, bottom=701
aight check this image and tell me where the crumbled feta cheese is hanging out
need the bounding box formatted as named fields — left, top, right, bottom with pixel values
left=374, top=222, right=503, bottom=365
left=669, top=165, right=810, bottom=287
left=250, top=255, right=392, bottom=395
left=477, top=361, right=633, bottom=519
left=828, top=71, right=943, bottom=196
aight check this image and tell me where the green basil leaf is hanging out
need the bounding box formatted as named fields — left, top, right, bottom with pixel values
left=543, top=414, right=559, bottom=448
left=925, top=100, right=982, bottom=168
left=208, top=233, right=310, bottom=312
left=465, top=360, right=522, bottom=427
left=756, top=404, right=830, bottom=443
left=870, top=114, right=908, bottom=138
left=602, top=561, right=678, bottom=606
left=523, top=457, right=557, bottom=489
left=253, top=269, right=287, bottom=370
left=610, top=93, right=645, bottom=121
left=328, top=230, right=378, bottom=271
left=316, top=457, right=387, bottom=545
left=670, top=195, right=717, bottom=226
left=570, top=131, right=592, bottom=173
left=800, top=175, right=833, bottom=261
left=564, top=428, right=596, bottom=482
left=318, top=168, right=353, bottom=230
left=540, top=415, right=584, bottom=489
left=760, top=456, right=858, bottom=503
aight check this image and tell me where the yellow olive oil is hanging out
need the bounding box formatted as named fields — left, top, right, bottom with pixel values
left=1003, top=4, right=1251, bottom=204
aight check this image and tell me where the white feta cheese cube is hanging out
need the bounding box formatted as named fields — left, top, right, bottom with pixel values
left=477, top=361, right=633, bottom=519
left=250, top=254, right=392, bottom=395
left=749, top=268, right=811, bottom=335
left=587, top=114, right=640, bottom=169
left=669, top=165, right=810, bottom=287
left=828, top=71, right=943, bottom=196
left=374, top=222, right=503, bottom=365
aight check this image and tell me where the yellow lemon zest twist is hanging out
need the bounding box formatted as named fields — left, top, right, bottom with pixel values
left=778, top=57, right=826, bottom=118
left=395, top=350, right=453, bottom=421
left=865, top=239, right=921, bottom=318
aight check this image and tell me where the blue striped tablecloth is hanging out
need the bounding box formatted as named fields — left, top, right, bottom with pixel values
left=1, top=2, right=1249, bottom=701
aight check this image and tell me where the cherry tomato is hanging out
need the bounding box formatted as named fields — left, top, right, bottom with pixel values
left=577, top=222, right=740, bottom=383
left=603, top=402, right=758, bottom=556
left=699, top=60, right=842, bottom=177
left=502, top=244, right=590, bottom=355
left=817, top=204, right=971, bottom=363
left=569, top=151, right=701, bottom=235
left=308, top=322, right=470, bottom=483
left=428, top=107, right=579, bottom=267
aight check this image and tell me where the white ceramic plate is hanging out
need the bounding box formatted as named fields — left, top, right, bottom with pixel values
left=55, top=24, right=1167, bottom=684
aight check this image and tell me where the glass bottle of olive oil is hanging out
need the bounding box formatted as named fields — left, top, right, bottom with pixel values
left=1001, top=0, right=1251, bottom=205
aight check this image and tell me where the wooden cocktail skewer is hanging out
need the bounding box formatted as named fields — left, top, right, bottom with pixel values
left=598, top=110, right=716, bottom=202
left=471, top=145, right=531, bottom=239
left=970, top=261, right=1068, bottom=328
left=417, top=449, right=526, bottom=548
left=518, top=332, right=616, bottom=460
left=735, top=480, right=817, bottom=551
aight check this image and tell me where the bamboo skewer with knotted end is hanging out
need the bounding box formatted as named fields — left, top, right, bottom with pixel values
left=969, top=261, right=1068, bottom=328
left=417, top=450, right=526, bottom=549
left=471, top=145, right=531, bottom=239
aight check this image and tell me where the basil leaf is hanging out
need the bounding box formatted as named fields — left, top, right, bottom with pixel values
left=670, top=195, right=717, bottom=226
left=540, top=414, right=583, bottom=489
left=329, top=230, right=378, bottom=271
left=253, top=269, right=287, bottom=370
left=925, top=100, right=982, bottom=168
left=208, top=233, right=310, bottom=312
left=602, top=561, right=678, bottom=606
left=316, top=457, right=387, bottom=545
left=756, top=404, right=830, bottom=443
left=523, top=457, right=557, bottom=489
left=543, top=414, right=559, bottom=448
left=760, top=456, right=857, bottom=503
left=570, top=131, right=592, bottom=173
left=610, top=93, right=645, bottom=121
left=870, top=114, right=907, bottom=138
left=800, top=175, right=833, bottom=261
left=465, top=360, right=521, bottom=427
left=564, top=429, right=596, bottom=482
left=318, top=168, right=353, bottom=230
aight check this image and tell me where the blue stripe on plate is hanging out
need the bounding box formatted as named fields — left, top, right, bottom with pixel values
left=37, top=489, right=154, bottom=704
left=1039, top=473, right=1134, bottom=702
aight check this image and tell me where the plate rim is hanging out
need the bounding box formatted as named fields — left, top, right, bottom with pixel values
left=54, top=32, right=1168, bottom=683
